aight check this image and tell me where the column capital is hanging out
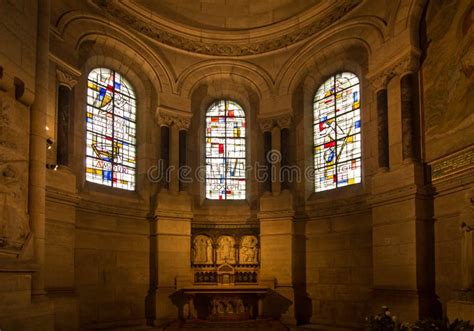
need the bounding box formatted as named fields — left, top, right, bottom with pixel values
left=366, top=72, right=389, bottom=92
left=155, top=106, right=192, bottom=130
left=258, top=113, right=293, bottom=132
left=50, top=53, right=81, bottom=90
left=56, top=69, right=78, bottom=89
left=367, top=47, right=421, bottom=89
left=258, top=118, right=274, bottom=132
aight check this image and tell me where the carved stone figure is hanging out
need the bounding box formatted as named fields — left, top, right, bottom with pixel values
left=216, top=236, right=236, bottom=264
left=206, top=238, right=213, bottom=264
left=239, top=235, right=258, bottom=264
left=192, top=235, right=212, bottom=264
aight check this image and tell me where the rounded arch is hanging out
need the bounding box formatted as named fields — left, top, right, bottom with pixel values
left=56, top=11, right=175, bottom=94
left=276, top=18, right=384, bottom=96
left=177, top=61, right=274, bottom=100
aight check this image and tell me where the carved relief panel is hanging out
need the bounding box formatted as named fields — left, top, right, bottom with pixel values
left=192, top=235, right=214, bottom=265
left=216, top=235, right=236, bottom=265
left=239, top=235, right=258, bottom=264
left=0, top=93, right=30, bottom=256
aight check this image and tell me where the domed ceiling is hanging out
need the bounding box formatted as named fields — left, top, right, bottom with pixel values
left=90, top=0, right=363, bottom=56
left=131, top=0, right=321, bottom=30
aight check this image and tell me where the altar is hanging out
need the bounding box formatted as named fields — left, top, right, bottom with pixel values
left=180, top=286, right=269, bottom=321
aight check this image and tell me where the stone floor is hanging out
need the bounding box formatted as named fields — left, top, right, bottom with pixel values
left=164, top=319, right=289, bottom=330
left=95, top=320, right=360, bottom=331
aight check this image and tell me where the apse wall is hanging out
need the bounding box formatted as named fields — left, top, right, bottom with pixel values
left=1, top=0, right=473, bottom=330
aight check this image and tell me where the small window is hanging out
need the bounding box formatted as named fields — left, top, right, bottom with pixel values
left=85, top=68, right=136, bottom=190
left=205, top=100, right=246, bottom=200
left=313, top=72, right=361, bottom=192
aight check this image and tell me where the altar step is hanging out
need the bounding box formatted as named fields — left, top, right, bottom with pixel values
left=164, top=319, right=289, bottom=330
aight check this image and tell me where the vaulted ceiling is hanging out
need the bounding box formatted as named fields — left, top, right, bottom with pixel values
left=131, top=0, right=321, bottom=30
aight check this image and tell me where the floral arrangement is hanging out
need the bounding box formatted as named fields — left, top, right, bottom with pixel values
left=366, top=306, right=473, bottom=331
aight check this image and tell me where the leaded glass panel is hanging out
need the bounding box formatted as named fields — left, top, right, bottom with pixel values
left=313, top=72, right=361, bottom=192
left=86, top=68, right=136, bottom=191
left=205, top=100, right=246, bottom=200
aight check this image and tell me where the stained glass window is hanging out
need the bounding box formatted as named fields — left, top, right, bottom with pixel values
left=313, top=72, right=361, bottom=192
left=85, top=68, right=136, bottom=191
left=205, top=100, right=246, bottom=200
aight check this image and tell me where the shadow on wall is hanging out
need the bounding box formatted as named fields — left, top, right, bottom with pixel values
left=264, top=289, right=293, bottom=320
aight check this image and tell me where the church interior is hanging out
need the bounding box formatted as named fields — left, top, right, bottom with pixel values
left=0, top=0, right=473, bottom=330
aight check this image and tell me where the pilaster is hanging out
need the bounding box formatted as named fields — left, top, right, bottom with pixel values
left=258, top=188, right=297, bottom=325
left=151, top=104, right=193, bottom=326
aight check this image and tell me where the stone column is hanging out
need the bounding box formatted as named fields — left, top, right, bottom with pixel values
left=169, top=124, right=180, bottom=193
left=369, top=74, right=390, bottom=170
left=160, top=126, right=170, bottom=189
left=271, top=125, right=281, bottom=194
left=179, top=129, right=187, bottom=191
left=259, top=120, right=273, bottom=193
left=258, top=114, right=292, bottom=195
left=156, top=107, right=191, bottom=193
left=400, top=73, right=419, bottom=161
left=56, top=69, right=78, bottom=166
left=29, top=0, right=51, bottom=298
left=277, top=116, right=292, bottom=191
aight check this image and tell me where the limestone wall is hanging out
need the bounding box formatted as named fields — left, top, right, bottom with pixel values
left=74, top=197, right=149, bottom=327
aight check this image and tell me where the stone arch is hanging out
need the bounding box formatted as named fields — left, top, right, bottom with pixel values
left=288, top=40, right=371, bottom=201
left=56, top=11, right=175, bottom=94
left=177, top=61, right=274, bottom=100
left=275, top=17, right=383, bottom=97
left=186, top=73, right=261, bottom=213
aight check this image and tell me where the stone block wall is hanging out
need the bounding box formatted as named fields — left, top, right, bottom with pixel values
left=306, top=210, right=372, bottom=326
left=74, top=204, right=149, bottom=327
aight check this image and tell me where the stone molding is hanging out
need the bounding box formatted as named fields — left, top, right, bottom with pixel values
left=367, top=47, right=421, bottom=90
left=258, top=114, right=293, bottom=132
left=155, top=106, right=192, bottom=130
left=368, top=183, right=434, bottom=207
left=429, top=145, right=474, bottom=183
left=257, top=209, right=295, bottom=220
left=90, top=0, right=361, bottom=56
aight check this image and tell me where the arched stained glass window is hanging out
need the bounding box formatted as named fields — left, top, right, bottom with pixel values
left=85, top=68, right=136, bottom=191
left=205, top=100, right=246, bottom=200
left=313, top=72, right=361, bottom=192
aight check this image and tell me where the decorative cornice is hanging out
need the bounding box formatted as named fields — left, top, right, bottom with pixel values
left=90, top=0, right=362, bottom=57
left=155, top=106, right=192, bottom=130
left=49, top=53, right=81, bottom=76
